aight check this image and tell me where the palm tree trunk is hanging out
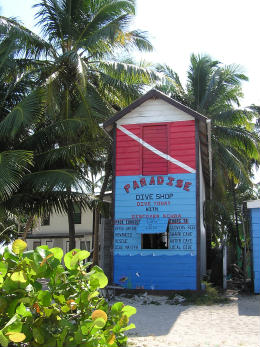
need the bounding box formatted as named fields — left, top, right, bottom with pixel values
left=22, top=215, right=34, bottom=241
left=231, top=179, right=243, bottom=251
left=92, top=208, right=99, bottom=265
left=68, top=198, right=76, bottom=250
left=92, top=148, right=112, bottom=266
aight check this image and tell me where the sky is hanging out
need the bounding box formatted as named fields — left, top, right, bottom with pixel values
left=1, top=0, right=260, bottom=182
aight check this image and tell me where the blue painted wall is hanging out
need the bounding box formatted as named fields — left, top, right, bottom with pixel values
left=250, top=208, right=260, bottom=294
left=114, top=174, right=197, bottom=290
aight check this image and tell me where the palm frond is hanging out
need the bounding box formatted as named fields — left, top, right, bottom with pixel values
left=0, top=150, right=33, bottom=200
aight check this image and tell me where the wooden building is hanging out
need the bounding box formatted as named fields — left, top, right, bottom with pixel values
left=247, top=200, right=260, bottom=294
left=103, top=89, right=212, bottom=290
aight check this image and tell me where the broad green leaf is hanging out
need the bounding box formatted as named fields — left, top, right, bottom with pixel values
left=0, top=262, right=8, bottom=277
left=80, top=291, right=89, bottom=304
left=121, top=323, right=136, bottom=331
left=64, top=249, right=89, bottom=269
left=53, top=294, right=65, bottom=304
left=12, top=240, right=27, bottom=255
left=11, top=271, right=27, bottom=283
left=16, top=303, right=32, bottom=317
left=3, top=278, right=20, bottom=291
left=7, top=299, right=19, bottom=316
left=122, top=305, right=136, bottom=318
left=49, top=247, right=63, bottom=261
left=22, top=250, right=34, bottom=260
left=64, top=249, right=80, bottom=270
left=70, top=250, right=90, bottom=267
left=88, top=291, right=99, bottom=300
left=111, top=302, right=124, bottom=313
left=89, top=271, right=108, bottom=289
left=61, top=305, right=70, bottom=313
left=5, top=321, right=23, bottom=334
left=3, top=247, right=18, bottom=261
left=43, top=308, right=53, bottom=317
left=0, top=331, right=8, bottom=347
left=37, top=245, right=49, bottom=251
left=37, top=290, right=52, bottom=306
left=93, top=317, right=106, bottom=329
left=80, top=321, right=93, bottom=335
left=33, top=327, right=44, bottom=344
left=6, top=332, right=26, bottom=342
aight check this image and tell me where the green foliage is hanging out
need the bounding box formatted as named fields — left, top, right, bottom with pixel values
left=0, top=240, right=135, bottom=347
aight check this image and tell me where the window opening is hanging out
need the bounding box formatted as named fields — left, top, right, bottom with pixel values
left=66, top=240, right=70, bottom=253
left=72, top=204, right=81, bottom=224
left=33, top=241, right=41, bottom=250
left=46, top=240, right=53, bottom=248
left=80, top=240, right=90, bottom=251
left=141, top=229, right=169, bottom=249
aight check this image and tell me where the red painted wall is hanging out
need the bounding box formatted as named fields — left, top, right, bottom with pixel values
left=116, top=120, right=195, bottom=176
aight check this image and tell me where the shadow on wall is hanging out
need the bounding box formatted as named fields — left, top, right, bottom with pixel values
left=237, top=295, right=260, bottom=317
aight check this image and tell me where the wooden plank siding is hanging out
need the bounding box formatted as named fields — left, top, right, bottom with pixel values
left=250, top=208, right=260, bottom=293
left=113, top=115, right=198, bottom=290
left=142, top=125, right=168, bottom=175
left=116, top=121, right=196, bottom=176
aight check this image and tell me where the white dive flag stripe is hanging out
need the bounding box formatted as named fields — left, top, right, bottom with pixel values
left=118, top=125, right=196, bottom=174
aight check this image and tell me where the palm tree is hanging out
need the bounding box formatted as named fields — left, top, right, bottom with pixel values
left=156, top=54, right=260, bottom=258
left=0, top=0, right=156, bottom=252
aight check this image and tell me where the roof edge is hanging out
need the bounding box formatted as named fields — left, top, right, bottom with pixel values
left=103, top=89, right=208, bottom=131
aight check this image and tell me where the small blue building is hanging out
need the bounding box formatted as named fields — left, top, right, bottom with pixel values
left=103, top=90, right=212, bottom=291
left=247, top=200, right=260, bottom=294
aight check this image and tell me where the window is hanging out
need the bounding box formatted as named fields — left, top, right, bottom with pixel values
left=46, top=240, right=53, bottom=248
left=41, top=214, right=50, bottom=226
left=72, top=204, right=81, bottom=224
left=66, top=240, right=70, bottom=253
left=80, top=241, right=91, bottom=251
left=142, top=125, right=168, bottom=175
left=141, top=231, right=169, bottom=249
left=33, top=241, right=41, bottom=250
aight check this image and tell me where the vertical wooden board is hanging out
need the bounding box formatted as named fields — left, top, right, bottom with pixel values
left=116, top=125, right=142, bottom=176
left=142, top=125, right=168, bottom=175
left=250, top=208, right=260, bottom=293
left=168, top=120, right=196, bottom=174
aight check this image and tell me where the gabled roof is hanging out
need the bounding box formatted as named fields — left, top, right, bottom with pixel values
left=102, top=89, right=212, bottom=191
left=103, top=89, right=208, bottom=131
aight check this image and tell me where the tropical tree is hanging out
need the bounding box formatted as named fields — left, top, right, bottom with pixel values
left=156, top=54, right=260, bottom=264
left=0, top=0, right=155, bottom=253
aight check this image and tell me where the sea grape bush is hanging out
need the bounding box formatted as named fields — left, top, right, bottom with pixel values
left=0, top=240, right=136, bottom=347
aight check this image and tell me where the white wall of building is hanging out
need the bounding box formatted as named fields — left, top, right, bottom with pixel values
left=26, top=208, right=94, bottom=255
left=116, top=99, right=194, bottom=126
left=39, top=208, right=93, bottom=234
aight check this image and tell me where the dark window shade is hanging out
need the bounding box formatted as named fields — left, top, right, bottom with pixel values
left=80, top=241, right=90, bottom=251
left=33, top=241, right=41, bottom=250
left=142, top=125, right=168, bottom=175
left=72, top=204, right=81, bottom=224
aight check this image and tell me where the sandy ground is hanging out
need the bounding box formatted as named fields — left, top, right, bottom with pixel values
left=114, top=294, right=260, bottom=347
